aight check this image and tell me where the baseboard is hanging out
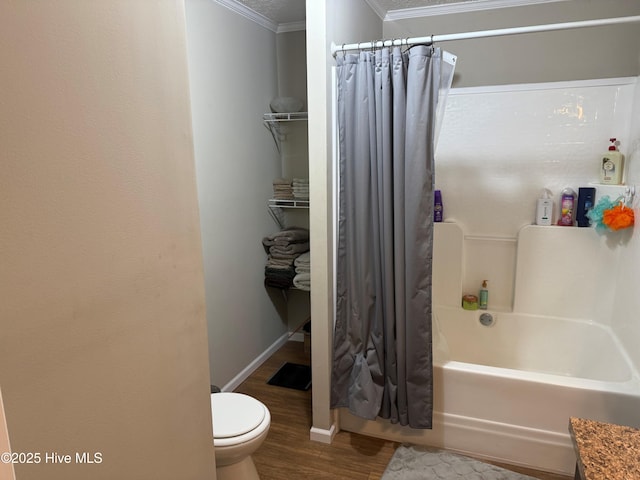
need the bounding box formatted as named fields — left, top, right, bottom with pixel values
left=222, top=332, right=290, bottom=392
left=339, top=409, right=576, bottom=475
left=309, top=423, right=338, bottom=444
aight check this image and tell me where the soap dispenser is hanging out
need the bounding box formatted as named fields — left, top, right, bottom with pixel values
left=601, top=138, right=624, bottom=185
left=479, top=280, right=489, bottom=310
left=535, top=189, right=553, bottom=226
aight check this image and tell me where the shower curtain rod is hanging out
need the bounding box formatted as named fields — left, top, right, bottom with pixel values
left=331, top=15, right=640, bottom=56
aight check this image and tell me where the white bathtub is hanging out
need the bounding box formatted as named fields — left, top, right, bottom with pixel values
left=339, top=305, right=640, bottom=475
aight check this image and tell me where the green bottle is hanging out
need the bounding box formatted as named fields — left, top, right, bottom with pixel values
left=479, top=280, right=488, bottom=310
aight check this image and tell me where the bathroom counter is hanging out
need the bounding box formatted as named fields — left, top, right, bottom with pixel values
left=569, top=417, right=640, bottom=480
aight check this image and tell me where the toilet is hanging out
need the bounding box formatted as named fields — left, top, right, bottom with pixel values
left=210, top=392, right=271, bottom=480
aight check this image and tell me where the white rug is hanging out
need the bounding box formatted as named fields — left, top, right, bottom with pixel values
left=382, top=445, right=539, bottom=480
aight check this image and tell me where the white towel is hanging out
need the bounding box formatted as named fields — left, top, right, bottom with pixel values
left=294, top=251, right=310, bottom=267
left=293, top=272, right=311, bottom=291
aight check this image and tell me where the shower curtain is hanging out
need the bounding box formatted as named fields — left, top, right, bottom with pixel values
left=331, top=45, right=453, bottom=429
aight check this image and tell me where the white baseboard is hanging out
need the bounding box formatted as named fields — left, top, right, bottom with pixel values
left=309, top=423, right=338, bottom=444
left=222, top=332, right=290, bottom=392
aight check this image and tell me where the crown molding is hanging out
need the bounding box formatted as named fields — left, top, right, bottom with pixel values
left=385, top=0, right=570, bottom=20
left=277, top=20, right=306, bottom=33
left=212, top=0, right=278, bottom=32
left=362, top=0, right=387, bottom=20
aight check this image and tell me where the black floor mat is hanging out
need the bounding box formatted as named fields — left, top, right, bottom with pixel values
left=267, top=362, right=311, bottom=391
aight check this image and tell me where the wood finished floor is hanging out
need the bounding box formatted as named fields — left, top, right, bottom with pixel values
left=233, top=340, right=571, bottom=480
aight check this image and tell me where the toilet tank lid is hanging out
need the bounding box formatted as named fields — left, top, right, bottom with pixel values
left=210, top=392, right=267, bottom=438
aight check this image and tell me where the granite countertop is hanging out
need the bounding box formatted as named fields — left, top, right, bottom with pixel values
left=569, top=417, right=640, bottom=480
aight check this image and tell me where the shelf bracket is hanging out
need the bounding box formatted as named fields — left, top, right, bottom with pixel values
left=262, top=112, right=308, bottom=154
left=267, top=205, right=286, bottom=229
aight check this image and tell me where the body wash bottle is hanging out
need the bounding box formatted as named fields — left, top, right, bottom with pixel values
left=558, top=188, right=576, bottom=226
left=479, top=280, right=489, bottom=310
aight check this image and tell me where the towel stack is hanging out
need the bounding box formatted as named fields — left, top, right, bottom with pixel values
left=292, top=178, right=309, bottom=200
left=293, top=251, right=310, bottom=291
left=262, top=227, right=310, bottom=289
left=273, top=178, right=293, bottom=200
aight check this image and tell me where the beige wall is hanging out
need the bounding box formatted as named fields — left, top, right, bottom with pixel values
left=184, top=0, right=291, bottom=390
left=384, top=0, right=640, bottom=87
left=0, top=1, right=215, bottom=479
left=277, top=30, right=308, bottom=111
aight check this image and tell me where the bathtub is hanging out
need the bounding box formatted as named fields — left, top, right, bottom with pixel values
left=338, top=305, right=640, bottom=475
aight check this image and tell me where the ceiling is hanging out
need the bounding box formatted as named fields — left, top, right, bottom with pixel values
left=231, top=0, right=491, bottom=28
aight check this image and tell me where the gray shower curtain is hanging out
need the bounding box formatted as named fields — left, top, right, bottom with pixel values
left=331, top=45, right=441, bottom=429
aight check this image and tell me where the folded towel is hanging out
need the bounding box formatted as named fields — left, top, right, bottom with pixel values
left=269, top=252, right=299, bottom=262
left=266, top=258, right=295, bottom=269
left=273, top=178, right=292, bottom=185
left=263, top=227, right=309, bottom=246
left=265, top=277, right=293, bottom=289
left=266, top=258, right=294, bottom=268
left=273, top=193, right=295, bottom=200
left=265, top=266, right=296, bottom=289
left=265, top=265, right=295, bottom=277
left=273, top=181, right=294, bottom=200
left=270, top=242, right=309, bottom=256
left=294, top=251, right=310, bottom=267
left=272, top=229, right=309, bottom=246
left=293, top=272, right=311, bottom=291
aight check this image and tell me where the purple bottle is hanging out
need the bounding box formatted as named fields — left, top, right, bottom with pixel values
left=557, top=188, right=576, bottom=226
left=434, top=190, right=443, bottom=222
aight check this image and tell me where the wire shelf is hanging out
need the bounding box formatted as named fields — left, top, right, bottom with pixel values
left=268, top=198, right=309, bottom=208
left=263, top=112, right=308, bottom=153
left=263, top=112, right=308, bottom=123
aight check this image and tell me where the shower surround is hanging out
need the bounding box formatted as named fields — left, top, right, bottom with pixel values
left=339, top=221, right=640, bottom=475
left=337, top=77, right=640, bottom=475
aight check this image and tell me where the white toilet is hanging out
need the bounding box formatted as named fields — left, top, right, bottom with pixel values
left=210, top=392, right=271, bottom=480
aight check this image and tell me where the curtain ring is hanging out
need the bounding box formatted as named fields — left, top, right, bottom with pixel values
left=401, top=37, right=409, bottom=54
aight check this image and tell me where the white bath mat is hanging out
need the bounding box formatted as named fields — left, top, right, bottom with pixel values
left=382, top=445, right=539, bottom=480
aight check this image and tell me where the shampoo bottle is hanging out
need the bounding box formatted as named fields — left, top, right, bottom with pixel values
left=576, top=187, right=596, bottom=227
left=557, top=188, right=576, bottom=226
left=434, top=190, right=443, bottom=222
left=479, top=280, right=488, bottom=310
left=601, top=138, right=624, bottom=185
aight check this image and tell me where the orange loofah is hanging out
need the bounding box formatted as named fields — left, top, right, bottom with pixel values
left=602, top=204, right=635, bottom=231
